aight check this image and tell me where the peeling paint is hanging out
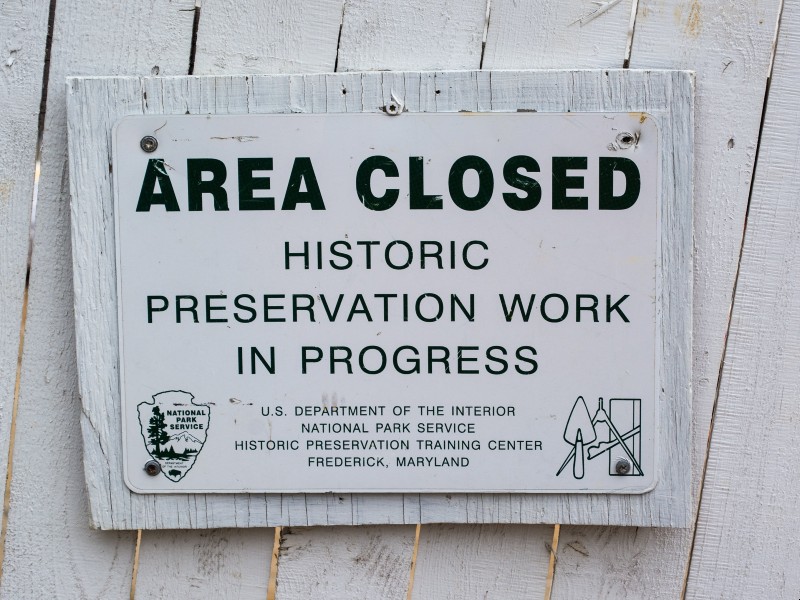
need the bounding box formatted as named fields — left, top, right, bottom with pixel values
left=210, top=135, right=259, bottom=142
left=686, top=0, right=702, bottom=37
left=0, top=180, right=14, bottom=204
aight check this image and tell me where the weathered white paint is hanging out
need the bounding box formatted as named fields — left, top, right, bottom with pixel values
left=685, top=0, right=800, bottom=595
left=194, top=0, right=345, bottom=74
left=0, top=0, right=195, bottom=597
left=0, top=0, right=47, bottom=544
left=0, top=2, right=795, bottom=599
left=552, top=0, right=783, bottom=597
left=68, top=69, right=692, bottom=531
left=0, top=0, right=49, bottom=542
left=134, top=529, right=271, bottom=599
left=482, top=0, right=634, bottom=69
left=337, top=0, right=487, bottom=71
left=411, top=525, right=553, bottom=599
left=275, top=526, right=417, bottom=600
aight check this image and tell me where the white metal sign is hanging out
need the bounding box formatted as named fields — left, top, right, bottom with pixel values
left=114, top=112, right=659, bottom=494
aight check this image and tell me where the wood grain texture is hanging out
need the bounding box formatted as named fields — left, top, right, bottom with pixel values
left=194, top=0, right=345, bottom=74
left=68, top=69, right=691, bottom=530
left=274, top=526, right=416, bottom=600
left=482, top=0, right=634, bottom=69
left=553, top=0, right=783, bottom=597
left=0, top=0, right=49, bottom=521
left=0, top=0, right=196, bottom=597
left=134, top=529, right=271, bottom=599
left=336, top=0, right=487, bottom=71
left=552, top=526, right=688, bottom=598
left=685, top=0, right=800, bottom=595
left=411, top=524, right=552, bottom=599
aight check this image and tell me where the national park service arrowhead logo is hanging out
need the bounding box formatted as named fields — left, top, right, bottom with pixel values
left=137, top=390, right=211, bottom=482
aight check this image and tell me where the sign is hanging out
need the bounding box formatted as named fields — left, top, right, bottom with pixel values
left=113, top=112, right=659, bottom=494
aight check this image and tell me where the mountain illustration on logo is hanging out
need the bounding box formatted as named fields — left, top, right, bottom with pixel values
left=137, top=390, right=211, bottom=482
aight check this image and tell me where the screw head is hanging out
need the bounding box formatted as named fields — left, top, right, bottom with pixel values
left=140, top=135, right=158, bottom=153
left=144, top=460, right=161, bottom=476
left=615, top=458, right=631, bottom=475
left=384, top=96, right=404, bottom=116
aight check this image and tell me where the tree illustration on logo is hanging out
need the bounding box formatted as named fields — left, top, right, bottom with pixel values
left=147, top=405, right=170, bottom=458
left=137, top=390, right=211, bottom=482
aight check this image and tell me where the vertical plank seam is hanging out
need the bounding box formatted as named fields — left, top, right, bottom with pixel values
left=266, top=526, right=281, bottom=600
left=0, top=0, right=58, bottom=586
left=405, top=523, right=421, bottom=600
left=543, top=524, right=560, bottom=600
left=0, top=267, right=30, bottom=589
left=187, top=1, right=201, bottom=75
left=622, top=0, right=641, bottom=68
left=333, top=0, right=348, bottom=73
left=479, top=0, right=492, bottom=70
left=129, top=529, right=142, bottom=600
left=680, top=1, right=786, bottom=598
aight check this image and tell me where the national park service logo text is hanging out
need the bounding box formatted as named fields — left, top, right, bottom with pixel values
left=137, top=390, right=210, bottom=482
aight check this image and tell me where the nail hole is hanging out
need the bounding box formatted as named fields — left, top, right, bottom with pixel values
left=615, top=132, right=637, bottom=149
left=727, top=137, right=735, bottom=149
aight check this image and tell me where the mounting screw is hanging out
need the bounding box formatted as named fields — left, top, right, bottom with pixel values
left=615, top=458, right=631, bottom=475
left=144, top=460, right=161, bottom=476
left=383, top=92, right=405, bottom=116
left=140, top=135, right=158, bottom=153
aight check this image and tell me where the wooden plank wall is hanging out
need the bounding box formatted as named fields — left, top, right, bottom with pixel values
left=0, top=0, right=794, bottom=598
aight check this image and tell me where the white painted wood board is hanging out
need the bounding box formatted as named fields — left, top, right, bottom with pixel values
left=685, top=0, right=800, bottom=595
left=552, top=0, right=783, bottom=596
left=68, top=69, right=692, bottom=530
left=0, top=1, right=793, bottom=599
left=134, top=529, right=271, bottom=599
left=336, top=0, right=487, bottom=71
left=411, top=524, right=553, bottom=599
left=0, top=0, right=49, bottom=537
left=274, top=525, right=417, bottom=600
left=194, top=0, right=345, bottom=75
left=0, top=0, right=196, bottom=597
left=483, top=0, right=635, bottom=69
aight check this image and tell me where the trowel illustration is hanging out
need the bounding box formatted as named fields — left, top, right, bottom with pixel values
left=556, top=396, right=597, bottom=479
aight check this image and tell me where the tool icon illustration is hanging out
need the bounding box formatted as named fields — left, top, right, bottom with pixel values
left=559, top=396, right=596, bottom=479
left=557, top=396, right=643, bottom=479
